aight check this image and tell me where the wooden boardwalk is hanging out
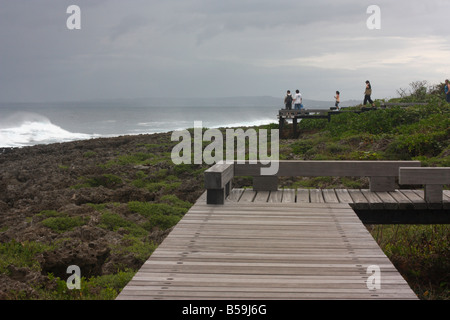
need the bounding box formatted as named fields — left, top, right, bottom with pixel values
left=117, top=190, right=419, bottom=300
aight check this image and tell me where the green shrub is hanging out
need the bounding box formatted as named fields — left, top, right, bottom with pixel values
left=131, top=178, right=181, bottom=193
left=99, top=212, right=132, bottom=230
left=37, top=210, right=65, bottom=218
left=83, top=151, right=97, bottom=158
left=350, top=150, right=383, bottom=160
left=39, top=269, right=136, bottom=300
left=128, top=199, right=189, bottom=231
left=115, top=152, right=154, bottom=165
left=291, top=140, right=315, bottom=155
left=111, top=236, right=157, bottom=264
left=324, top=142, right=351, bottom=155
left=370, top=225, right=450, bottom=299
left=41, top=216, right=88, bottom=233
left=71, top=174, right=123, bottom=189
left=0, top=240, right=56, bottom=273
left=99, top=212, right=148, bottom=237
left=103, top=152, right=156, bottom=168
left=388, top=131, right=447, bottom=158
left=159, top=195, right=192, bottom=209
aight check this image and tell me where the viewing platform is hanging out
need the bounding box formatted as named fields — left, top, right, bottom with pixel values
left=278, top=102, right=429, bottom=137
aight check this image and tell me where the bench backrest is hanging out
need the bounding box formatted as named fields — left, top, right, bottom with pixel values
left=399, top=167, right=450, bottom=185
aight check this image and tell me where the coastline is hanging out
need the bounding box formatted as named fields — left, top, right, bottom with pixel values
left=0, top=101, right=449, bottom=299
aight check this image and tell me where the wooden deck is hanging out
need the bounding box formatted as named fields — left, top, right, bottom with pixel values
left=227, top=188, right=450, bottom=225
left=116, top=190, right=419, bottom=300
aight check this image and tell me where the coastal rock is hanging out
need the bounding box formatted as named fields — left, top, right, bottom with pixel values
left=0, top=274, right=39, bottom=300
left=0, top=132, right=206, bottom=299
left=0, top=200, right=8, bottom=212
left=38, top=240, right=111, bottom=279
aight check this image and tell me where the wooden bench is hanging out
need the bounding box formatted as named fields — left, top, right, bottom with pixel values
left=204, top=162, right=234, bottom=204
left=205, top=160, right=421, bottom=204
left=399, top=167, right=450, bottom=203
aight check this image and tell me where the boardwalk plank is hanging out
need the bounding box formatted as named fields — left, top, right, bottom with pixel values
left=389, top=190, right=414, bottom=210
left=268, top=191, right=283, bottom=203
left=254, top=191, right=270, bottom=203
left=399, top=190, right=428, bottom=210
left=335, top=189, right=354, bottom=204
left=412, top=190, right=443, bottom=210
left=348, top=189, right=370, bottom=210
left=117, top=199, right=417, bottom=300
left=374, top=192, right=398, bottom=210
left=227, top=188, right=244, bottom=202
left=296, top=189, right=310, bottom=203
left=360, top=189, right=384, bottom=210
left=322, top=189, right=340, bottom=203
left=239, top=189, right=257, bottom=202
left=310, top=189, right=325, bottom=203
left=282, top=189, right=296, bottom=203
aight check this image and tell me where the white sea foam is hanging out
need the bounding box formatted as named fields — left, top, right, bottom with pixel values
left=0, top=107, right=278, bottom=148
left=215, top=118, right=275, bottom=129
left=0, top=113, right=96, bottom=148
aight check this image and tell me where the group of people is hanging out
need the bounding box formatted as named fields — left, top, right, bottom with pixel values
left=284, top=80, right=374, bottom=111
left=285, top=79, right=450, bottom=111
left=283, top=90, right=304, bottom=110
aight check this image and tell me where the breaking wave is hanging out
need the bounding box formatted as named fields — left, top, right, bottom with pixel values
left=0, top=112, right=96, bottom=148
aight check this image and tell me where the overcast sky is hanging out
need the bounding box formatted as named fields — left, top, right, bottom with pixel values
left=1, top=0, right=449, bottom=103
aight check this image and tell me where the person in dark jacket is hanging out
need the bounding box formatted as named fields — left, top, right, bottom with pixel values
left=445, top=79, right=450, bottom=103
left=284, top=90, right=293, bottom=110
left=363, top=80, right=375, bottom=106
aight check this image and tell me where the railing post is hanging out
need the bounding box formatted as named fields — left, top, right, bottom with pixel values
left=425, top=185, right=443, bottom=203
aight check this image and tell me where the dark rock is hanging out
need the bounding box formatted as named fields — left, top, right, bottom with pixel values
left=38, top=240, right=111, bottom=279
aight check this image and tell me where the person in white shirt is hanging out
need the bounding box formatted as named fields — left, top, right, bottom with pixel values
left=293, top=90, right=303, bottom=110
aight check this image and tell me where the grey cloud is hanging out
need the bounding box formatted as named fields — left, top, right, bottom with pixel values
left=0, top=0, right=449, bottom=102
left=109, top=15, right=149, bottom=41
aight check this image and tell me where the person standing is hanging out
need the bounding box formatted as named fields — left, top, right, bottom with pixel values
left=284, top=90, right=293, bottom=110
left=363, top=80, right=375, bottom=106
left=445, top=79, right=450, bottom=103
left=294, top=90, right=303, bottom=110
left=334, top=91, right=340, bottom=110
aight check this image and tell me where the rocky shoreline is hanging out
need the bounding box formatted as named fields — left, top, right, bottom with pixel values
left=0, top=133, right=208, bottom=299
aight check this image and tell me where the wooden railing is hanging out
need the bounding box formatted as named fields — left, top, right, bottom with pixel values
left=205, top=160, right=422, bottom=205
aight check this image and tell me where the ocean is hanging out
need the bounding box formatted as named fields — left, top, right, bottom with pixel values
left=0, top=102, right=284, bottom=148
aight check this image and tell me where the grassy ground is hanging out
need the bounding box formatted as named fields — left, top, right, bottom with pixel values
left=368, top=224, right=449, bottom=299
